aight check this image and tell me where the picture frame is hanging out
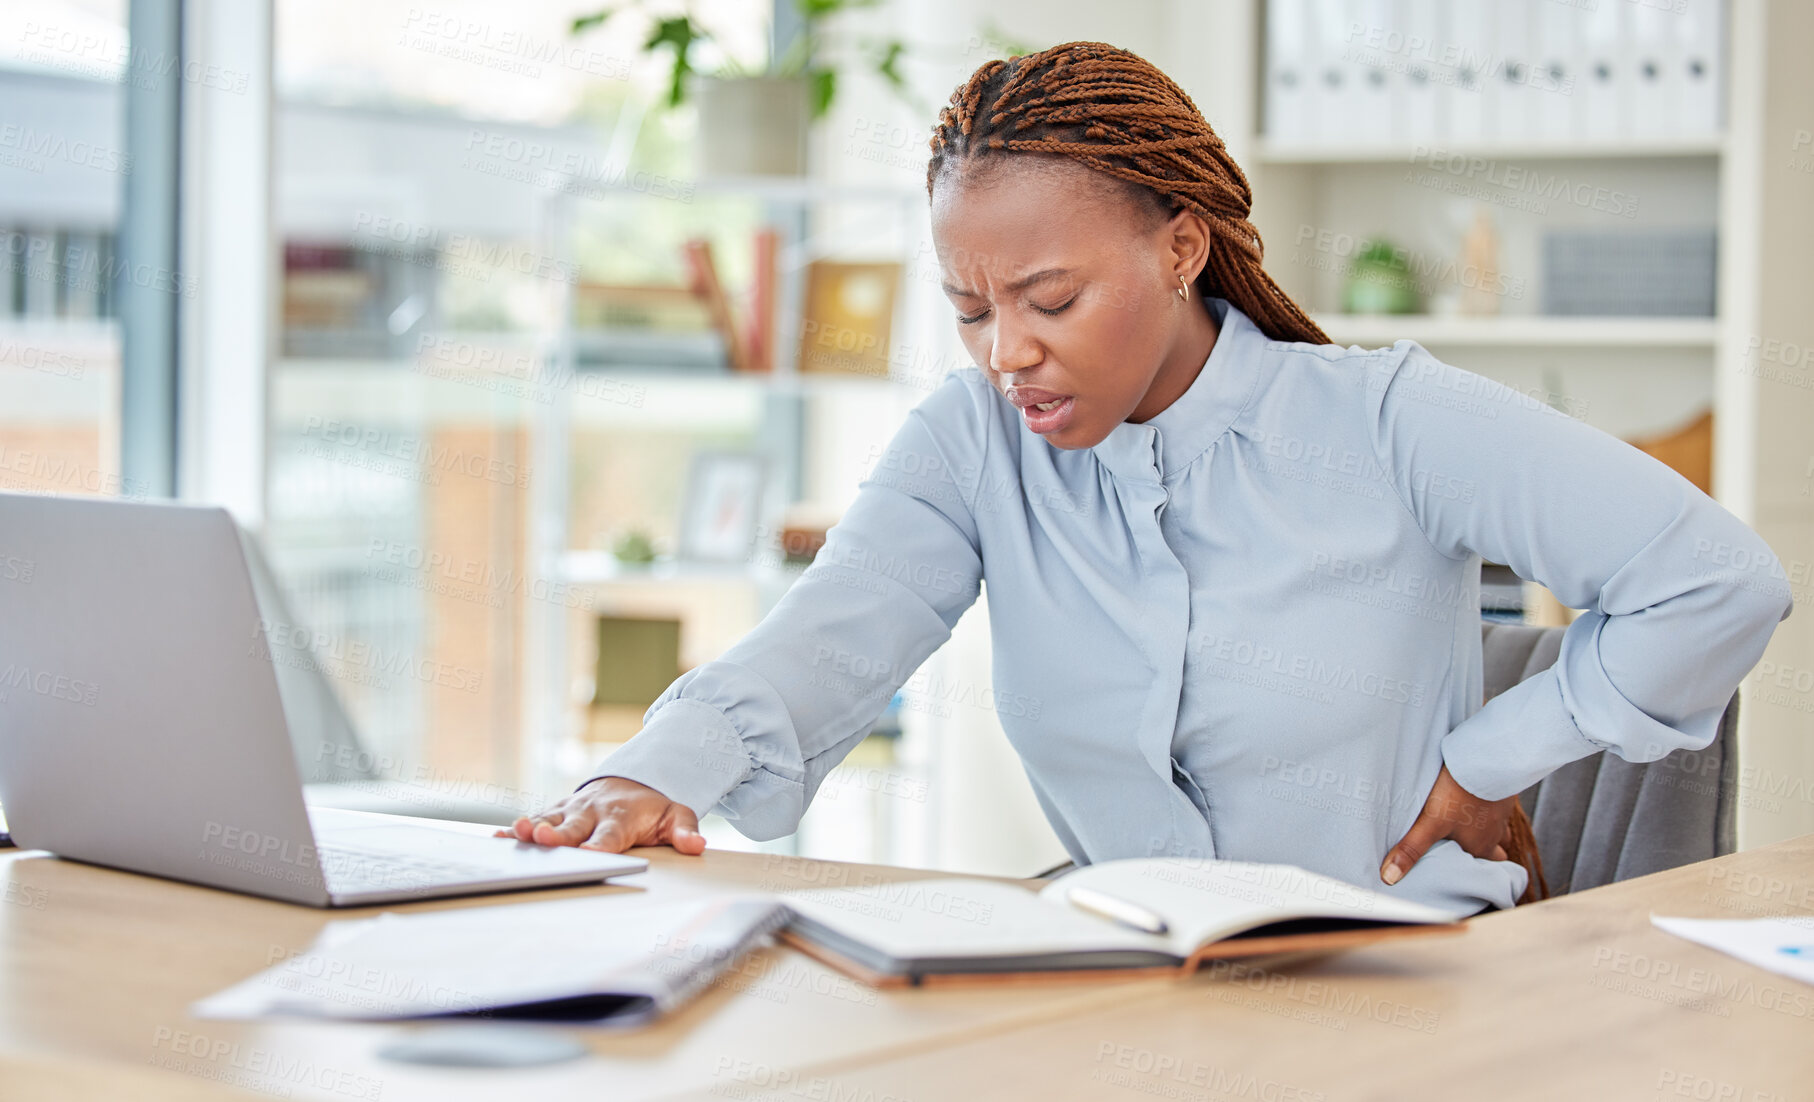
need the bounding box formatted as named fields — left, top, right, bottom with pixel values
left=676, top=450, right=770, bottom=564
left=797, top=260, right=902, bottom=378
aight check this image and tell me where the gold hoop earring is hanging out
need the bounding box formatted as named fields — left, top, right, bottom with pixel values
left=1176, top=275, right=1189, bottom=300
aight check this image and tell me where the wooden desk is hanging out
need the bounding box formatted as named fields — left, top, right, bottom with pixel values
left=3, top=828, right=1809, bottom=1101
left=0, top=826, right=1173, bottom=1102
left=762, top=834, right=1814, bottom=1102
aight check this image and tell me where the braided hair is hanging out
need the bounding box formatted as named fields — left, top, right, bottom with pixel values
left=927, top=41, right=1329, bottom=346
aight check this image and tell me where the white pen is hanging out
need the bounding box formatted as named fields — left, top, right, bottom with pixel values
left=1066, top=886, right=1170, bottom=935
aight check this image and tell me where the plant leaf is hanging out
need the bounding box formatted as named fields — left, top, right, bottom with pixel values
left=875, top=40, right=906, bottom=89
left=807, top=66, right=836, bottom=118
left=644, top=16, right=701, bottom=57
left=570, top=8, right=616, bottom=35
left=642, top=16, right=702, bottom=107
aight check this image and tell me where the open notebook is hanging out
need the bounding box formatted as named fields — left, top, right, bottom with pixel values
left=776, top=858, right=1470, bottom=987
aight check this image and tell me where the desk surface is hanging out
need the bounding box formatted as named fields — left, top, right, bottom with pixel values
left=3, top=824, right=1810, bottom=1102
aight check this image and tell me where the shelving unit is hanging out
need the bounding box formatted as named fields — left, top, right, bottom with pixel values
left=517, top=175, right=932, bottom=845
left=1227, top=8, right=1729, bottom=448
left=1186, top=0, right=1812, bottom=848
left=1256, top=136, right=1727, bottom=165
left=1313, top=313, right=1719, bottom=350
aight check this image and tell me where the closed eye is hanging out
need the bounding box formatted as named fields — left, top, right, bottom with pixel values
left=955, top=297, right=1076, bottom=325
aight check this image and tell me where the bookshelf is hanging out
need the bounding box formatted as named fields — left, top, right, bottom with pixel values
left=1255, top=136, right=1727, bottom=165
left=1312, top=313, right=1719, bottom=350
left=518, top=176, right=931, bottom=848
left=1172, top=0, right=1814, bottom=848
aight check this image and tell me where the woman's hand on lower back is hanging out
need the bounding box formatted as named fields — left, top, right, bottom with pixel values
left=494, top=776, right=707, bottom=855
left=1379, top=763, right=1513, bottom=885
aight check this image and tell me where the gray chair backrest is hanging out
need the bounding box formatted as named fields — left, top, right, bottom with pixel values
left=1484, top=621, right=1740, bottom=896
left=239, top=528, right=381, bottom=785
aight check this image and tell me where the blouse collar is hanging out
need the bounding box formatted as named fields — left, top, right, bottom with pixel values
left=1089, top=294, right=1262, bottom=485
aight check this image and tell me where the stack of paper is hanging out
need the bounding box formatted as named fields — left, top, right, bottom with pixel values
left=194, top=893, right=789, bottom=1028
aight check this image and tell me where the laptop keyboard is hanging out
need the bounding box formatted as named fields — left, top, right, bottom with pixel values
left=318, top=844, right=502, bottom=892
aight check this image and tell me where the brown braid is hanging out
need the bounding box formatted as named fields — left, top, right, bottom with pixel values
left=1504, top=799, right=1552, bottom=906
left=926, top=41, right=1330, bottom=346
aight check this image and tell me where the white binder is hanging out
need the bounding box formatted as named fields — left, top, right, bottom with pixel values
left=1306, top=0, right=1356, bottom=149
left=1395, top=0, right=1441, bottom=147
left=1626, top=0, right=1676, bottom=140
left=1488, top=0, right=1536, bottom=145
left=1346, top=0, right=1397, bottom=147
left=1440, top=0, right=1491, bottom=146
left=1532, top=0, right=1578, bottom=145
left=1676, top=0, right=1724, bottom=137
left=1575, top=0, right=1626, bottom=142
left=1263, top=0, right=1314, bottom=148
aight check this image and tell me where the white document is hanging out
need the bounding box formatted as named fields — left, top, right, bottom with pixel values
left=1650, top=914, right=1814, bottom=986
left=194, top=892, right=790, bottom=1026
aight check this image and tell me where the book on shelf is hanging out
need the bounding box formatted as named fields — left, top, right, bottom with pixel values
left=745, top=226, right=778, bottom=374
left=1480, top=561, right=1526, bottom=622
left=798, top=260, right=901, bottom=378
left=571, top=328, right=730, bottom=370
left=683, top=237, right=750, bottom=374
left=572, top=281, right=730, bottom=370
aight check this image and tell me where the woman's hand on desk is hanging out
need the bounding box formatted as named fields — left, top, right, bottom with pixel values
left=495, top=777, right=707, bottom=855
left=1379, top=764, right=1513, bottom=885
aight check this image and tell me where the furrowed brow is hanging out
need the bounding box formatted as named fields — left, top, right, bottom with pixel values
left=940, top=267, right=1074, bottom=297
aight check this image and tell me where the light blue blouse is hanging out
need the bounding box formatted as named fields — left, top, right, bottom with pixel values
left=592, top=295, right=1793, bottom=915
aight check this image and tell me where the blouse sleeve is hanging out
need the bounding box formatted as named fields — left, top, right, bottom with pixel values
left=585, top=371, right=990, bottom=839
left=1365, top=342, right=1794, bottom=802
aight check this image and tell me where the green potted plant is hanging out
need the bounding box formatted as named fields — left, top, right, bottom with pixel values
left=1342, top=239, right=1424, bottom=315
left=572, top=0, right=912, bottom=176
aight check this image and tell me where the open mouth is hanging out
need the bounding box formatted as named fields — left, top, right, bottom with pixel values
left=1019, top=396, right=1076, bottom=434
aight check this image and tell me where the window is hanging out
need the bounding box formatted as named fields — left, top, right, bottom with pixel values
left=0, top=2, right=139, bottom=500
left=268, top=0, right=774, bottom=811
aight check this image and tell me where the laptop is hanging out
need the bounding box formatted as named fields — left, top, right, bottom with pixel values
left=0, top=492, right=647, bottom=906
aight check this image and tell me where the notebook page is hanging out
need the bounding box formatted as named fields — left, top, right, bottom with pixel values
left=781, top=877, right=1171, bottom=961
left=1038, top=859, right=1465, bottom=956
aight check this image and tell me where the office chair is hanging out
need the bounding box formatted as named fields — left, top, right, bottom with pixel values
left=1481, top=620, right=1740, bottom=895
left=242, top=533, right=520, bottom=827
left=1032, top=620, right=1742, bottom=894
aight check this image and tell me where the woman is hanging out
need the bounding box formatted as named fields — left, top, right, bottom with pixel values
left=502, top=43, right=1791, bottom=916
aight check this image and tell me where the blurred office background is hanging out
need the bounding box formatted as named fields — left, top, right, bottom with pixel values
left=1, top=0, right=1809, bottom=877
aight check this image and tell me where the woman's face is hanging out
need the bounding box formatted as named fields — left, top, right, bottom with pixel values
left=930, top=158, right=1202, bottom=449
